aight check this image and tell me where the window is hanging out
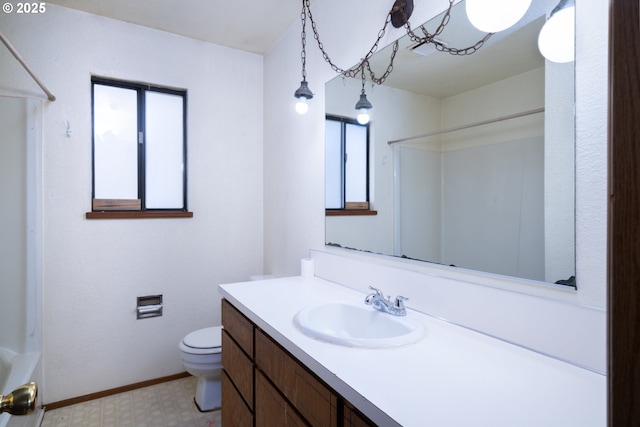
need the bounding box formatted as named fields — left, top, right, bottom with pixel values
left=89, top=77, right=191, bottom=218
left=325, top=115, right=375, bottom=215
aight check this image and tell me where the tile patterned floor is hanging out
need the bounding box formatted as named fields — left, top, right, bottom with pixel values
left=40, top=376, right=221, bottom=427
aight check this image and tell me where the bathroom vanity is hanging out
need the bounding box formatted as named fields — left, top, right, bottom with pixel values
left=219, top=276, right=605, bottom=427
left=222, top=298, right=369, bottom=426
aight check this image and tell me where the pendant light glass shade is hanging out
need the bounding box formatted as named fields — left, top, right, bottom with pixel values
left=295, top=98, right=309, bottom=115
left=538, top=0, right=575, bottom=63
left=466, top=0, right=532, bottom=33
left=356, top=111, right=370, bottom=125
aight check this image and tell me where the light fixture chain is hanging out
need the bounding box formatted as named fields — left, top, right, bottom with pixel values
left=300, top=0, right=307, bottom=80
left=364, top=40, right=399, bottom=85
left=295, top=0, right=501, bottom=112
left=436, top=32, right=493, bottom=55
left=402, top=0, right=454, bottom=44
left=304, top=0, right=394, bottom=79
left=401, top=0, right=492, bottom=56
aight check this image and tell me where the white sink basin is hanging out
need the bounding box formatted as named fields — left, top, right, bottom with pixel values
left=294, top=302, right=425, bottom=348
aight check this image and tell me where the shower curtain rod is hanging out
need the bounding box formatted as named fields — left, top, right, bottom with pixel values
left=387, top=107, right=544, bottom=145
left=0, top=31, right=56, bottom=101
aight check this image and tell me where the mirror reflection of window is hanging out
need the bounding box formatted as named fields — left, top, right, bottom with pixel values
left=325, top=115, right=370, bottom=210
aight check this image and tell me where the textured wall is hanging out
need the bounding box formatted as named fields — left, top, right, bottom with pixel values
left=0, top=5, right=264, bottom=403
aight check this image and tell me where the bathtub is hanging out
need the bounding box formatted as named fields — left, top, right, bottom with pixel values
left=0, top=349, right=41, bottom=427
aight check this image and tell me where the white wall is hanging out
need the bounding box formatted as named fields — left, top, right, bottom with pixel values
left=264, top=0, right=608, bottom=309
left=0, top=5, right=264, bottom=403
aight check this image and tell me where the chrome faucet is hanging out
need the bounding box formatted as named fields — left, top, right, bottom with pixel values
left=364, top=286, right=408, bottom=316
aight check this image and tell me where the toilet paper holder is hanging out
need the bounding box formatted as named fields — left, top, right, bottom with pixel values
left=137, top=295, right=163, bottom=319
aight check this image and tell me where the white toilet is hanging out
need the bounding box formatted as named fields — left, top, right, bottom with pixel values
left=178, top=326, right=223, bottom=411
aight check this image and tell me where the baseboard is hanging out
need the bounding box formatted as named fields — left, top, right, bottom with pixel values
left=43, top=372, right=191, bottom=411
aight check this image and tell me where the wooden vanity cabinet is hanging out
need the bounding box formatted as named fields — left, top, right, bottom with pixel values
left=221, top=372, right=253, bottom=427
left=255, top=370, right=308, bottom=426
left=255, top=328, right=338, bottom=426
left=221, top=298, right=376, bottom=427
left=221, top=299, right=254, bottom=426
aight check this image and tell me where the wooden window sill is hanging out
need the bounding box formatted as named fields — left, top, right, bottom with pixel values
left=325, top=209, right=377, bottom=216
left=86, top=211, right=193, bottom=219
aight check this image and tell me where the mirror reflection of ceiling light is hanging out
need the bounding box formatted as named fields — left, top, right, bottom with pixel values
left=355, top=92, right=373, bottom=125
left=538, top=0, right=575, bottom=63
left=466, top=0, right=533, bottom=33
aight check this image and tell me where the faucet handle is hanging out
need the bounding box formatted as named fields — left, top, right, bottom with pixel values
left=368, top=286, right=384, bottom=297
left=365, top=286, right=384, bottom=305
left=394, top=295, right=408, bottom=308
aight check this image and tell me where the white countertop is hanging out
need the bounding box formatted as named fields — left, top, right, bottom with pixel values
left=219, top=276, right=606, bottom=427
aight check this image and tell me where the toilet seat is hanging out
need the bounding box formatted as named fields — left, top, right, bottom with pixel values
left=181, top=326, right=222, bottom=354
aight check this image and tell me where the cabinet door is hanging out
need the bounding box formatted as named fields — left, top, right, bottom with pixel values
left=255, top=370, right=307, bottom=427
left=222, top=371, right=252, bottom=427
left=222, top=330, right=254, bottom=409
left=255, top=329, right=338, bottom=427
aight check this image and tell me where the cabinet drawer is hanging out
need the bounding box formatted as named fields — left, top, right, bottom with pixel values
left=222, top=299, right=253, bottom=357
left=222, top=371, right=252, bottom=427
left=256, top=370, right=307, bottom=427
left=255, top=329, right=338, bottom=427
left=222, top=299, right=253, bottom=358
left=222, top=330, right=254, bottom=409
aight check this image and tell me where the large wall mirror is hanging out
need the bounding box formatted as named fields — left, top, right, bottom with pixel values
left=325, top=0, right=575, bottom=286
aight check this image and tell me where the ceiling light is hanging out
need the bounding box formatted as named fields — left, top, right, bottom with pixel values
left=538, top=0, right=575, bottom=63
left=466, top=0, right=532, bottom=33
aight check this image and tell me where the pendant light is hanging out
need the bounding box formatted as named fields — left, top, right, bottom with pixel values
left=355, top=70, right=373, bottom=125
left=355, top=92, right=373, bottom=125
left=294, top=0, right=312, bottom=114
left=294, top=80, right=313, bottom=114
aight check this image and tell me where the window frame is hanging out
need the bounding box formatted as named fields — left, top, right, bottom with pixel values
left=88, top=76, right=192, bottom=219
left=325, top=115, right=376, bottom=216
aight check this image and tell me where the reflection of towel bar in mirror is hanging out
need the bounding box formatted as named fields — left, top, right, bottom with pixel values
left=388, top=107, right=544, bottom=145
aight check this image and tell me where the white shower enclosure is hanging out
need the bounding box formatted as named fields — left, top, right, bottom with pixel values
left=0, top=95, right=43, bottom=364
